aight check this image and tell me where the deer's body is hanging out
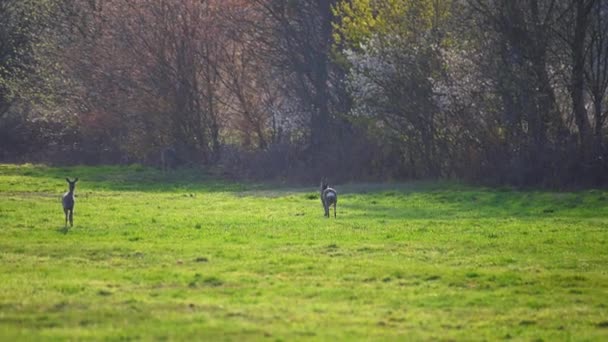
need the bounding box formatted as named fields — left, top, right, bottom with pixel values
left=62, top=178, right=78, bottom=227
left=321, top=181, right=337, bottom=218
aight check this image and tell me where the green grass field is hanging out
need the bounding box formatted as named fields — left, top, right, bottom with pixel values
left=1, top=164, right=607, bottom=340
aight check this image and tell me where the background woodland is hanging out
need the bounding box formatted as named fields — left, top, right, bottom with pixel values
left=2, top=0, right=608, bottom=186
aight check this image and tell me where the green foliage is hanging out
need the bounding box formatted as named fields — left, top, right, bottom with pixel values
left=0, top=0, right=72, bottom=161
left=333, top=0, right=452, bottom=49
left=0, top=0, right=62, bottom=110
left=0, top=164, right=607, bottom=340
left=332, top=0, right=460, bottom=180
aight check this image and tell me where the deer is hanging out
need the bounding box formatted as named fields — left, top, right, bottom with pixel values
left=320, top=180, right=337, bottom=218
left=62, top=178, right=78, bottom=227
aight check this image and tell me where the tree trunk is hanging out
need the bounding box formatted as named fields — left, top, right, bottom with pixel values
left=571, top=0, right=594, bottom=154
left=309, top=0, right=334, bottom=154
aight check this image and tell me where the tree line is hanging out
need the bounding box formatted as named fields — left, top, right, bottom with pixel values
left=1, top=0, right=607, bottom=186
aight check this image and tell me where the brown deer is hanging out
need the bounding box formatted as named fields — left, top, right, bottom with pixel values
left=62, top=178, right=78, bottom=227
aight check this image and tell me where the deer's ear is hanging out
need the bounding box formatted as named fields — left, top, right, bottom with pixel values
left=66, top=178, right=70, bottom=183
left=74, top=178, right=79, bottom=182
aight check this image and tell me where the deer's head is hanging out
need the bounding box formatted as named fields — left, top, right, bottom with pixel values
left=66, top=178, right=79, bottom=192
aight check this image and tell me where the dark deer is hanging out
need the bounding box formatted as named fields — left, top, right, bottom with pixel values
left=62, top=178, right=78, bottom=227
left=320, top=180, right=337, bottom=218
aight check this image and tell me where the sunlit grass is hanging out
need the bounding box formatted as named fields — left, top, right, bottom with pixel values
left=0, top=164, right=607, bottom=340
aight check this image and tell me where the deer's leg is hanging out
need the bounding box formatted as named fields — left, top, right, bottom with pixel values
left=69, top=209, right=73, bottom=227
left=321, top=198, right=326, bottom=217
left=334, top=203, right=336, bottom=218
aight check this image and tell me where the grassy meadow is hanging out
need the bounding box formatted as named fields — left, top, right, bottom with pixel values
left=0, top=164, right=607, bottom=340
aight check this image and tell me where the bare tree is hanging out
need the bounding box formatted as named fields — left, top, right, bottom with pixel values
left=586, top=0, right=608, bottom=153
left=255, top=0, right=338, bottom=154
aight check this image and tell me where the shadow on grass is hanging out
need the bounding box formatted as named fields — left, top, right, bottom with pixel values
left=2, top=164, right=608, bottom=219
left=0, top=164, right=243, bottom=193
left=1, top=164, right=464, bottom=195
left=57, top=226, right=70, bottom=234
left=342, top=189, right=608, bottom=220
left=236, top=180, right=466, bottom=198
